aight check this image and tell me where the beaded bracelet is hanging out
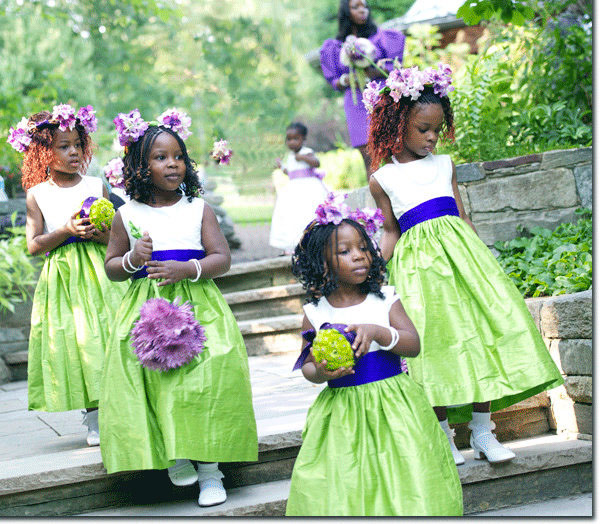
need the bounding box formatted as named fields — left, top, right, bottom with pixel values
left=380, top=326, right=399, bottom=350
left=122, top=251, right=143, bottom=274
left=189, top=258, right=202, bottom=282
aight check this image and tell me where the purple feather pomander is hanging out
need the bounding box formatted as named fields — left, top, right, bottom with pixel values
left=130, top=297, right=206, bottom=371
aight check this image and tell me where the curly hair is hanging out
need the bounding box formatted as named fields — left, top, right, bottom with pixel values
left=21, top=111, right=93, bottom=191
left=336, top=0, right=378, bottom=41
left=292, top=218, right=386, bottom=305
left=122, top=125, right=202, bottom=204
left=287, top=121, right=308, bottom=138
left=367, top=86, right=455, bottom=172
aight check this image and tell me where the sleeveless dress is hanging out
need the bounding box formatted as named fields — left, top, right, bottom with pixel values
left=99, top=196, right=258, bottom=474
left=285, top=287, right=463, bottom=516
left=269, top=146, right=328, bottom=251
left=27, top=176, right=127, bottom=411
left=320, top=29, right=405, bottom=147
left=372, top=154, right=563, bottom=424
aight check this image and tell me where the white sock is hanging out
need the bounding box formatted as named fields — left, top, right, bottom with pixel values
left=439, top=418, right=451, bottom=433
left=197, top=462, right=223, bottom=481
left=471, top=411, right=491, bottom=427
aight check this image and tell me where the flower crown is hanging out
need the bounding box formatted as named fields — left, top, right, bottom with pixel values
left=7, top=104, right=97, bottom=153
left=312, top=192, right=385, bottom=239
left=362, top=63, right=454, bottom=114
left=113, top=107, right=192, bottom=148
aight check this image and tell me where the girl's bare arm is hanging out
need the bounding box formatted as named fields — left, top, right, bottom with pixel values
left=369, top=176, right=400, bottom=262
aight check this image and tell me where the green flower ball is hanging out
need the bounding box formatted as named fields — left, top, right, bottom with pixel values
left=312, top=328, right=355, bottom=371
left=86, top=198, right=115, bottom=231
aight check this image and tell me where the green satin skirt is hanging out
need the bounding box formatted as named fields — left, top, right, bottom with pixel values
left=388, top=215, right=563, bottom=424
left=285, top=373, right=463, bottom=516
left=27, top=242, right=127, bottom=412
left=99, top=277, right=258, bottom=474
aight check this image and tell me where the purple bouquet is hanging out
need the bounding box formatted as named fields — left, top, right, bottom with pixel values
left=130, top=297, right=206, bottom=372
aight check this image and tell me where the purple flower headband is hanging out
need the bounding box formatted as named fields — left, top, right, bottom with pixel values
left=103, top=157, right=125, bottom=189
left=113, top=107, right=192, bottom=149
left=313, top=192, right=385, bottom=239
left=7, top=104, right=97, bottom=153
left=362, top=63, right=454, bottom=114
left=210, top=139, right=233, bottom=165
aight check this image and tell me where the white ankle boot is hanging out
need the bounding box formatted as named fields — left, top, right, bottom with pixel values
left=440, top=419, right=465, bottom=466
left=167, top=459, right=198, bottom=486
left=81, top=409, right=100, bottom=446
left=468, top=412, right=516, bottom=464
left=197, top=463, right=227, bottom=507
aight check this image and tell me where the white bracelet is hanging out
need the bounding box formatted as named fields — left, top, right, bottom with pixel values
left=122, top=250, right=142, bottom=274
left=380, top=326, right=399, bottom=350
left=189, top=258, right=202, bottom=282
left=339, top=73, right=349, bottom=87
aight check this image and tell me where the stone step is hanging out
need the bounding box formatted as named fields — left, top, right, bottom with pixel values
left=0, top=388, right=562, bottom=517
left=3, top=351, right=28, bottom=382
left=224, top=283, right=304, bottom=322
left=77, top=434, right=592, bottom=517
left=214, top=257, right=294, bottom=294
left=238, top=314, right=303, bottom=356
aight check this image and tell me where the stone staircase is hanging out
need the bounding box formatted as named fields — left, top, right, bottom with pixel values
left=0, top=257, right=592, bottom=517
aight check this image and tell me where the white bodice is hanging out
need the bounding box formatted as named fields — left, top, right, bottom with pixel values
left=120, top=196, right=205, bottom=251
left=303, top=286, right=399, bottom=354
left=29, top=176, right=103, bottom=234
left=284, top=146, right=314, bottom=173
left=371, top=154, right=454, bottom=218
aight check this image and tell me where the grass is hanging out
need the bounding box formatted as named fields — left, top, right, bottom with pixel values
left=222, top=203, right=274, bottom=225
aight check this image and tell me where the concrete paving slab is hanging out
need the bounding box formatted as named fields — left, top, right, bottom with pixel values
left=472, top=492, right=592, bottom=516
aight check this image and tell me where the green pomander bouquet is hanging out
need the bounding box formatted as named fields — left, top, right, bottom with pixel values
left=78, top=196, right=115, bottom=232
left=312, top=327, right=355, bottom=371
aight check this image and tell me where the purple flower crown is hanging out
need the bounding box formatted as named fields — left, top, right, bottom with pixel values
left=313, top=192, right=385, bottom=239
left=7, top=104, right=97, bottom=153
left=113, top=107, right=192, bottom=148
left=362, top=63, right=454, bottom=114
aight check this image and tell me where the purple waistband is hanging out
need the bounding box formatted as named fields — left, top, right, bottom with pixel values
left=288, top=168, right=325, bottom=181
left=132, top=249, right=206, bottom=280
left=328, top=350, right=403, bottom=388
left=398, top=196, right=459, bottom=234
left=45, top=236, right=89, bottom=257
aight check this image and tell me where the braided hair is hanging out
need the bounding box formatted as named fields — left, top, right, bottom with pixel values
left=292, top=218, right=386, bottom=305
left=367, top=86, right=454, bottom=172
left=21, top=111, right=93, bottom=191
left=122, top=125, right=202, bottom=204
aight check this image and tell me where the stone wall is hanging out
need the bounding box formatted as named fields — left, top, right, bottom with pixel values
left=345, top=147, right=592, bottom=247
left=526, top=290, right=592, bottom=438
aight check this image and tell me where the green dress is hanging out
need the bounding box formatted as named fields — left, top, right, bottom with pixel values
left=99, top=196, right=258, bottom=474
left=285, top=289, right=463, bottom=516
left=28, top=241, right=127, bottom=411
left=374, top=154, right=563, bottom=424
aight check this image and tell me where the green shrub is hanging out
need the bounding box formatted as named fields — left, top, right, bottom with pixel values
left=494, top=209, right=592, bottom=298
left=0, top=221, right=38, bottom=313
left=319, top=147, right=367, bottom=190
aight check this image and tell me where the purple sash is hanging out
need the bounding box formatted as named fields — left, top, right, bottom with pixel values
left=45, top=236, right=90, bottom=257
left=398, top=196, right=459, bottom=234
left=132, top=249, right=206, bottom=280
left=328, top=350, right=403, bottom=388
left=288, top=168, right=325, bottom=181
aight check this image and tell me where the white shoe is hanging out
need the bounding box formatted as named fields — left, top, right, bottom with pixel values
left=81, top=410, right=100, bottom=447
left=197, top=464, right=227, bottom=507
left=469, top=419, right=516, bottom=464
left=440, top=419, right=465, bottom=466
left=167, top=459, right=198, bottom=486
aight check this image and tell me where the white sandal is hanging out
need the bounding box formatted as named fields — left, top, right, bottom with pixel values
left=469, top=415, right=516, bottom=464
left=197, top=463, right=227, bottom=507
left=167, top=459, right=198, bottom=486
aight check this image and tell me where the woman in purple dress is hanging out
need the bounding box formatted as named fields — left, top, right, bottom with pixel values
left=320, top=0, right=405, bottom=177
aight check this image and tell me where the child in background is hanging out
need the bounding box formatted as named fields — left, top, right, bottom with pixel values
left=100, top=109, right=258, bottom=507
left=9, top=105, right=127, bottom=446
left=269, top=122, right=328, bottom=255
left=366, top=64, right=563, bottom=465
left=285, top=196, right=462, bottom=516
